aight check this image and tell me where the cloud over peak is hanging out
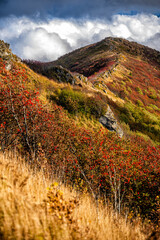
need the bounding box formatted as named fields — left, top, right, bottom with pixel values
left=0, top=14, right=159, bottom=61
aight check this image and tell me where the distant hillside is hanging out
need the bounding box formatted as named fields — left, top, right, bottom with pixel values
left=50, top=37, right=160, bottom=74
left=24, top=37, right=160, bottom=143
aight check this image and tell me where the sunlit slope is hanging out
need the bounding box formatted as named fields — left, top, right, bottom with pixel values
left=0, top=152, right=146, bottom=240
left=1, top=39, right=160, bottom=229
left=24, top=37, right=160, bottom=143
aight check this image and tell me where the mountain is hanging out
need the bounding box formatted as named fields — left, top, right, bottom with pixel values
left=24, top=37, right=160, bottom=144
left=50, top=37, right=160, bottom=74
left=1, top=38, right=160, bottom=230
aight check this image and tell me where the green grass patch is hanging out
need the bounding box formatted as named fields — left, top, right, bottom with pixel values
left=118, top=101, right=160, bottom=142
left=48, top=88, right=107, bottom=119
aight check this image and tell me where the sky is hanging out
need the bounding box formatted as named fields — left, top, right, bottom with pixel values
left=0, top=0, right=160, bottom=61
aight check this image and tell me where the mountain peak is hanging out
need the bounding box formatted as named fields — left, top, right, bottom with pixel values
left=47, top=37, right=160, bottom=77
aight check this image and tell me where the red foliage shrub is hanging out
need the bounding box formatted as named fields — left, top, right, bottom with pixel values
left=0, top=58, right=160, bottom=223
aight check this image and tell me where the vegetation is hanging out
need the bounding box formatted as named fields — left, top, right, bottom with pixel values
left=48, top=87, right=107, bottom=118
left=0, top=152, right=147, bottom=240
left=1, top=37, right=160, bottom=239
left=24, top=37, right=160, bottom=143
left=1, top=56, right=160, bottom=223
left=117, top=101, right=160, bottom=143
left=28, top=37, right=160, bottom=75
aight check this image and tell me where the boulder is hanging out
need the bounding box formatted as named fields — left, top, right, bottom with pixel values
left=99, top=105, right=123, bottom=137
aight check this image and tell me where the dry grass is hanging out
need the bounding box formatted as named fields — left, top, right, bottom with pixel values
left=0, top=151, right=146, bottom=240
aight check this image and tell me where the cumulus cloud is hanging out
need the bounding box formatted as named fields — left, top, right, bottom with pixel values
left=0, top=14, right=159, bottom=61
left=13, top=28, right=72, bottom=61
left=144, top=33, right=160, bottom=50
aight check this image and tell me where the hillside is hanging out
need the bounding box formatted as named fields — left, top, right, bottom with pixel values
left=24, top=37, right=160, bottom=143
left=0, top=38, right=160, bottom=237
left=0, top=151, right=147, bottom=240
left=50, top=37, right=160, bottom=74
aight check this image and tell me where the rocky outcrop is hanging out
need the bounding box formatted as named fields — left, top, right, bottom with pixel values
left=0, top=40, right=20, bottom=70
left=42, top=65, right=77, bottom=85
left=0, top=40, right=13, bottom=70
left=99, top=105, right=123, bottom=137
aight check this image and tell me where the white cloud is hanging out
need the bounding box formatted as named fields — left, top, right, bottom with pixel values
left=144, top=33, right=160, bottom=50
left=14, top=27, right=72, bottom=61
left=0, top=14, right=159, bottom=61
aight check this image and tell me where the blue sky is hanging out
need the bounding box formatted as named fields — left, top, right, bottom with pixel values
left=0, top=0, right=160, bottom=18
left=0, top=0, right=160, bottom=61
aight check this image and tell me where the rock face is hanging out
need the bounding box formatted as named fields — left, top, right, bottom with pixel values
left=0, top=40, right=12, bottom=70
left=99, top=106, right=123, bottom=137
left=0, top=40, right=20, bottom=70
left=42, top=65, right=76, bottom=85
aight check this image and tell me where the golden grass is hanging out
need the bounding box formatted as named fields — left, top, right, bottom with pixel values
left=0, top=151, right=75, bottom=240
left=0, top=151, right=147, bottom=240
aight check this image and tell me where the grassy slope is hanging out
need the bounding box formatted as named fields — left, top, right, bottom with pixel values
left=51, top=37, right=160, bottom=71
left=1, top=40, right=160, bottom=236
left=18, top=61, right=105, bottom=131
left=34, top=37, right=160, bottom=144
left=0, top=151, right=146, bottom=240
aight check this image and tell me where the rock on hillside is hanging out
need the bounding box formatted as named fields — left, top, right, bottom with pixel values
left=23, top=60, right=80, bottom=85
left=42, top=65, right=76, bottom=85
left=0, top=40, right=21, bottom=70
left=99, top=106, right=123, bottom=138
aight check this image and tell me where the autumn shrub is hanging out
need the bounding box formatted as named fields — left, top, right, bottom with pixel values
left=148, top=104, right=159, bottom=111
left=0, top=58, right=160, bottom=224
left=47, top=182, right=79, bottom=224
left=148, top=88, right=157, bottom=100
left=118, top=102, right=160, bottom=143
left=135, top=87, right=143, bottom=95
left=0, top=59, right=39, bottom=154
left=0, top=58, right=66, bottom=159
left=58, top=127, right=160, bottom=223
left=48, top=88, right=107, bottom=118
left=136, top=100, right=144, bottom=107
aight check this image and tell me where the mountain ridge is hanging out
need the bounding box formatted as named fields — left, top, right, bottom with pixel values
left=24, top=37, right=160, bottom=143
left=24, top=37, right=160, bottom=77
left=51, top=37, right=160, bottom=73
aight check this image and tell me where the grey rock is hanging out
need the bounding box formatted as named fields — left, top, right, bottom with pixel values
left=99, top=106, right=123, bottom=137
left=5, top=63, right=12, bottom=71
left=0, top=40, right=14, bottom=70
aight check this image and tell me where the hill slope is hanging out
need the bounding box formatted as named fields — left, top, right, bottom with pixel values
left=24, top=37, right=160, bottom=143
left=50, top=37, right=160, bottom=74
left=1, top=39, right=160, bottom=228
left=0, top=152, right=147, bottom=240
